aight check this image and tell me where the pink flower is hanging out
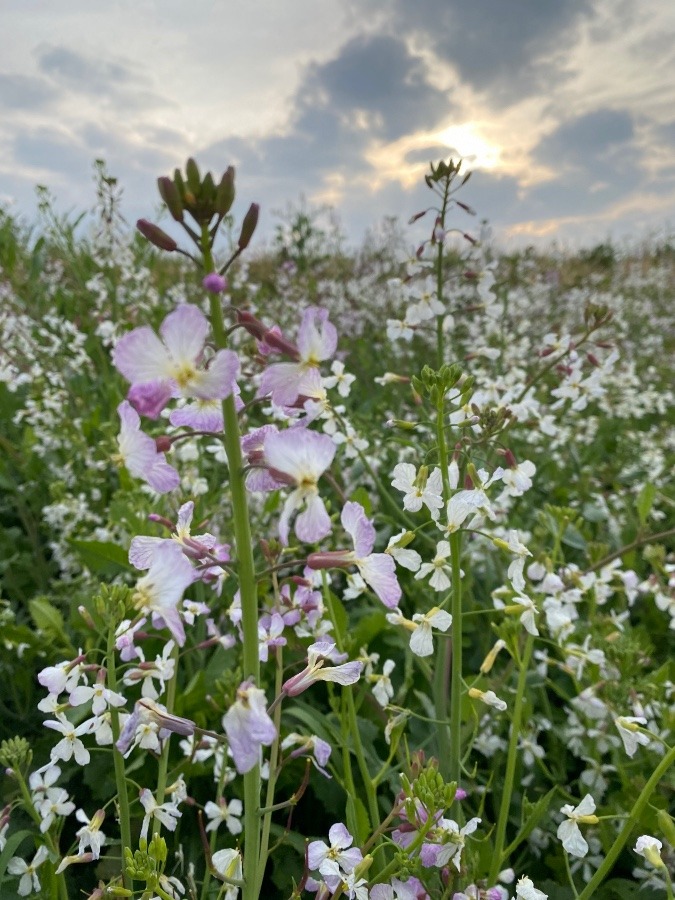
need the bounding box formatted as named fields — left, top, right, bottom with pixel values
left=307, top=501, right=401, bottom=608
left=131, top=542, right=196, bottom=646
left=263, top=428, right=336, bottom=545
left=113, top=304, right=239, bottom=417
left=222, top=680, right=277, bottom=774
left=258, top=307, right=337, bottom=406
left=115, top=401, right=180, bottom=493
left=129, top=501, right=217, bottom=570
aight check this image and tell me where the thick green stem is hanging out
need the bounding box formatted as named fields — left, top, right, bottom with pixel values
left=488, top=632, right=534, bottom=884
left=202, top=230, right=261, bottom=900
left=106, top=623, right=133, bottom=890
left=576, top=743, right=675, bottom=900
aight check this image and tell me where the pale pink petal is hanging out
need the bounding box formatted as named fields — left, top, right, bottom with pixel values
left=295, top=494, right=331, bottom=544
left=169, top=403, right=224, bottom=432
left=341, top=501, right=375, bottom=557
left=146, top=456, right=181, bottom=493
left=129, top=535, right=165, bottom=569
left=264, top=428, right=336, bottom=481
left=258, top=361, right=305, bottom=406
left=358, top=554, right=401, bottom=608
left=278, top=490, right=303, bottom=546
left=297, top=307, right=337, bottom=362
left=159, top=304, right=209, bottom=363
left=127, top=380, right=174, bottom=419
left=113, top=327, right=172, bottom=384
left=191, top=349, right=240, bottom=400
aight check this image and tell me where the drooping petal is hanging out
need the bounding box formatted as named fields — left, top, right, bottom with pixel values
left=358, top=553, right=401, bottom=608
left=341, top=501, right=375, bottom=557
left=297, top=307, right=337, bottom=363
left=169, top=402, right=224, bottom=432
left=295, top=494, right=331, bottom=544
left=127, top=380, right=174, bottom=419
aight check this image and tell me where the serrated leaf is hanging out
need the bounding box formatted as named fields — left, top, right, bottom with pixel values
left=636, top=482, right=656, bottom=526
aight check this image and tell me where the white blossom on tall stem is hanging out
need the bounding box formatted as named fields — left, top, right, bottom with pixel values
left=262, top=428, right=336, bottom=545
left=131, top=543, right=196, bottom=646
left=556, top=794, right=599, bottom=857
left=7, top=845, right=50, bottom=897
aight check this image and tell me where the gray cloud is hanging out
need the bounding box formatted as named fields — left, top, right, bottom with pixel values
left=0, top=73, right=57, bottom=111
left=36, top=45, right=135, bottom=92
left=343, top=0, right=595, bottom=102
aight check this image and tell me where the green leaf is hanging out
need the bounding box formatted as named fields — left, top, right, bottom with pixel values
left=285, top=702, right=342, bottom=748
left=70, top=539, right=131, bottom=573
left=349, top=487, right=372, bottom=517
left=345, top=793, right=370, bottom=845
left=636, top=482, right=656, bottom=526
left=349, top=611, right=387, bottom=651
left=502, top=787, right=557, bottom=859
left=28, top=597, right=66, bottom=639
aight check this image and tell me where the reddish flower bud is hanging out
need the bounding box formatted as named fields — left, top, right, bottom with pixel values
left=238, top=202, right=260, bottom=250
left=136, top=219, right=177, bottom=252
left=237, top=310, right=268, bottom=340
left=155, top=435, right=172, bottom=453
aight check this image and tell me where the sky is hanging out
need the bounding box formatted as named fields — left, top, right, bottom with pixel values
left=1, top=0, right=675, bottom=251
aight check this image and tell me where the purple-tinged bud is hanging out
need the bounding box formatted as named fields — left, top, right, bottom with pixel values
left=238, top=202, right=259, bottom=250
left=157, top=177, right=184, bottom=222
left=237, top=310, right=268, bottom=341
left=503, top=448, right=517, bottom=469
left=463, top=232, right=477, bottom=244
left=455, top=787, right=468, bottom=800
left=455, top=200, right=476, bottom=215
left=306, top=550, right=354, bottom=570
left=216, top=166, right=235, bottom=216
left=136, top=219, right=177, bottom=252
left=155, top=435, right=172, bottom=453
left=203, top=272, right=227, bottom=293
left=408, top=209, right=428, bottom=224
left=138, top=698, right=196, bottom=737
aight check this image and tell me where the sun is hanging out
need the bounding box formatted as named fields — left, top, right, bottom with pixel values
left=433, top=123, right=501, bottom=171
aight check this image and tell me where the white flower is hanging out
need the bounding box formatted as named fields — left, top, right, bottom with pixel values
left=415, top=540, right=453, bottom=591
left=44, top=713, right=92, bottom=766
left=385, top=607, right=452, bottom=657
left=139, top=788, right=182, bottom=840
left=7, top=845, right=50, bottom=896
left=515, top=875, right=548, bottom=899
left=634, top=835, right=664, bottom=869
left=204, top=798, right=243, bottom=835
left=323, top=360, right=356, bottom=397
left=614, top=716, right=650, bottom=757
left=391, top=463, right=444, bottom=516
left=468, top=688, right=507, bottom=712
left=556, top=794, right=598, bottom=857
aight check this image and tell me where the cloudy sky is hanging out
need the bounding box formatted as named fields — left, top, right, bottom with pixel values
left=2, top=0, right=675, bottom=249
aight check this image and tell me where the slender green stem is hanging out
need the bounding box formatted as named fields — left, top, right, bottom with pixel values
left=322, top=574, right=379, bottom=834
left=256, top=646, right=284, bottom=895
left=433, top=401, right=452, bottom=780
left=448, top=530, right=463, bottom=794
left=155, top=641, right=180, bottom=809
left=202, top=228, right=261, bottom=900
left=107, top=623, right=132, bottom=891
left=576, top=743, right=675, bottom=900
left=488, top=632, right=534, bottom=884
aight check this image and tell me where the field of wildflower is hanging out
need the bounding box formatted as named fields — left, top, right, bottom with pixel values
left=0, top=158, right=673, bottom=900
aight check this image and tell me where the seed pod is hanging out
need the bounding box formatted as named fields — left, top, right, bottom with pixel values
left=238, top=202, right=260, bottom=250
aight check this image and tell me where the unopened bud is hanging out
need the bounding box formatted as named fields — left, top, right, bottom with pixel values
left=480, top=639, right=507, bottom=674
left=157, top=177, right=183, bottom=222
left=216, top=166, right=236, bottom=216
left=136, top=219, right=177, bottom=252
left=238, top=203, right=259, bottom=250
left=78, top=606, right=96, bottom=630
left=385, top=419, right=419, bottom=431
left=203, top=273, right=227, bottom=293
left=185, top=157, right=201, bottom=194
left=155, top=435, right=172, bottom=453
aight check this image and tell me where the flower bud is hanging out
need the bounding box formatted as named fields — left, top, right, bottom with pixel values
left=216, top=166, right=236, bottom=216
left=185, top=157, right=201, bottom=194
left=136, top=219, right=177, bottom=252
left=157, top=176, right=184, bottom=222
left=238, top=202, right=260, bottom=250
left=203, top=273, right=227, bottom=293
left=155, top=435, right=172, bottom=453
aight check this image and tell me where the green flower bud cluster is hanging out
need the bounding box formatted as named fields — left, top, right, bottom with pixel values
left=412, top=363, right=470, bottom=407
left=0, top=736, right=32, bottom=771
left=124, top=833, right=168, bottom=886
left=94, top=584, right=132, bottom=626
left=162, top=159, right=237, bottom=227
left=400, top=760, right=457, bottom=821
